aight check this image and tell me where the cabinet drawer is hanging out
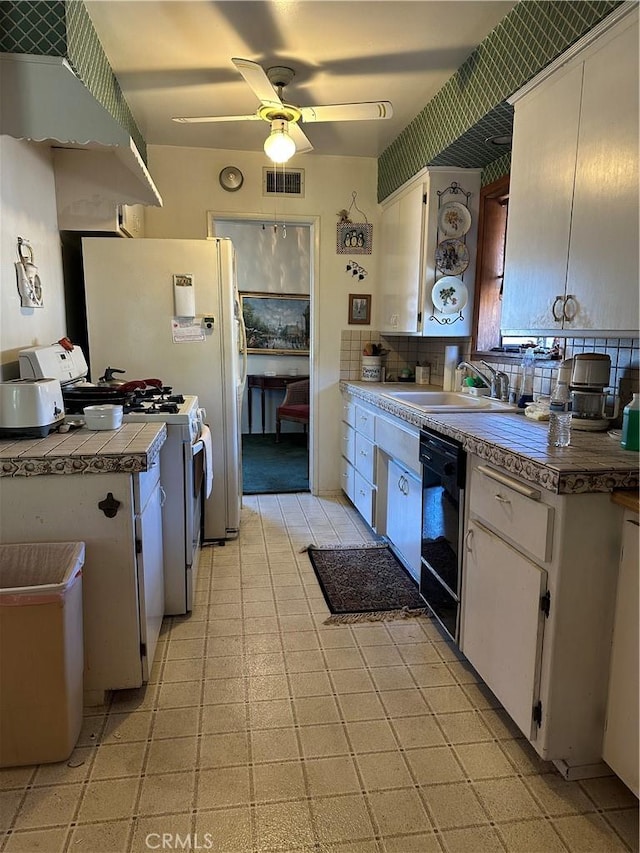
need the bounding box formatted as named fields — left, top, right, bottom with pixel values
left=340, top=457, right=355, bottom=502
left=354, top=469, right=375, bottom=526
left=355, top=433, right=375, bottom=482
left=134, top=456, right=161, bottom=514
left=376, top=416, right=420, bottom=475
left=354, top=404, right=375, bottom=440
left=469, top=465, right=554, bottom=563
left=343, top=398, right=356, bottom=428
left=342, top=422, right=355, bottom=464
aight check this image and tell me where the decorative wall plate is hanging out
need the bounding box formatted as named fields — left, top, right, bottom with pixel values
left=435, top=239, right=469, bottom=275
left=219, top=166, right=244, bottom=191
left=431, top=276, right=468, bottom=314
left=438, top=201, right=471, bottom=238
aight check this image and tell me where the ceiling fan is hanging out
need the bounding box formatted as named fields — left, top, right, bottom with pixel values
left=172, top=58, right=393, bottom=163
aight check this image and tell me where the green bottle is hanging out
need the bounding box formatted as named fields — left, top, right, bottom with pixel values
left=621, top=393, right=640, bottom=451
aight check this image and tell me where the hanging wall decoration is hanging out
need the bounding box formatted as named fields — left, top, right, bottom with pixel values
left=336, top=191, right=372, bottom=254
left=429, top=182, right=472, bottom=326
left=15, top=237, right=43, bottom=308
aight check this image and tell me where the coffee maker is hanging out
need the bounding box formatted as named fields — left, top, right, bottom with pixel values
left=570, top=353, right=618, bottom=431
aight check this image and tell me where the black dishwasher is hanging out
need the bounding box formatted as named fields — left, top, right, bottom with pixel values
left=419, top=427, right=466, bottom=643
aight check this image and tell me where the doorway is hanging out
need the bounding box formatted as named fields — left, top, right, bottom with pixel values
left=209, top=214, right=316, bottom=494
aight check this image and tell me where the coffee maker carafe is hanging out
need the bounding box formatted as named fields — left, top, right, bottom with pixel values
left=570, top=353, right=618, bottom=430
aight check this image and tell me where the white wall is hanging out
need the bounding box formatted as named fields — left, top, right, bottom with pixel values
left=0, top=136, right=67, bottom=379
left=144, top=145, right=379, bottom=494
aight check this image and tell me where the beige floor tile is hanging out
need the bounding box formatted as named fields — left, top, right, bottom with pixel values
left=152, top=706, right=200, bottom=739
left=369, top=665, right=415, bottom=692
left=276, top=598, right=312, bottom=616
left=553, top=813, right=631, bottom=852
left=137, top=770, right=195, bottom=815
left=299, top=723, right=350, bottom=758
left=439, top=824, right=506, bottom=852
left=244, top=634, right=283, bottom=655
left=209, top=588, right=242, bottom=604
left=331, top=669, right=375, bottom=694
left=382, top=831, right=441, bottom=852
left=193, top=806, right=253, bottom=853
left=12, top=783, right=82, bottom=830
left=244, top=616, right=281, bottom=635
left=454, top=741, right=515, bottom=780
left=255, top=800, right=315, bottom=848
left=252, top=761, right=307, bottom=802
left=102, top=711, right=152, bottom=743
left=378, top=689, right=429, bottom=718
left=406, top=745, right=465, bottom=785
left=76, top=778, right=139, bottom=823
left=251, top=728, right=300, bottom=763
left=0, top=767, right=35, bottom=792
left=206, top=636, right=244, bottom=657
left=129, top=813, right=192, bottom=853
left=367, top=788, right=432, bottom=836
left=243, top=600, right=277, bottom=618
left=243, top=652, right=285, bottom=676
left=461, top=681, right=502, bottom=710
left=356, top=751, right=413, bottom=791
left=197, top=765, right=251, bottom=809
left=421, top=684, right=473, bottom=714
left=437, top=711, right=493, bottom=744
left=145, top=735, right=198, bottom=774
left=249, top=698, right=295, bottom=730
left=313, top=793, right=375, bottom=844
left=208, top=619, right=243, bottom=637
left=352, top=625, right=394, bottom=647
left=604, top=807, right=640, bottom=850
left=202, top=676, right=246, bottom=704
left=498, top=818, right=568, bottom=852
left=165, top=638, right=206, bottom=659
left=201, top=703, right=248, bottom=734
left=473, top=777, right=544, bottom=823
left=279, top=614, right=316, bottom=632
left=285, top=649, right=326, bottom=672
left=3, top=827, right=68, bottom=852
left=305, top=755, right=362, bottom=797
left=391, top=715, right=446, bottom=750
left=162, top=658, right=204, bottom=683
left=408, top=663, right=456, bottom=688
left=242, top=586, right=276, bottom=602
left=290, top=670, right=333, bottom=698
left=282, top=631, right=321, bottom=651
left=423, top=781, right=489, bottom=830
left=208, top=603, right=242, bottom=620
left=338, top=692, right=387, bottom=722
left=385, top=621, right=430, bottom=645
left=156, top=680, right=201, bottom=709
left=90, top=741, right=146, bottom=780
left=109, top=684, right=158, bottom=713
left=525, top=772, right=599, bottom=816
left=323, top=647, right=365, bottom=669
left=31, top=748, right=94, bottom=787
left=579, top=775, right=640, bottom=810
left=294, top=695, right=341, bottom=725
left=360, top=645, right=405, bottom=667
left=397, top=642, right=442, bottom=665
left=199, top=731, right=249, bottom=768
left=346, top=719, right=398, bottom=753
left=316, top=626, right=357, bottom=648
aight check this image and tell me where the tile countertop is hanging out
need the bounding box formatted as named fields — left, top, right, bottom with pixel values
left=0, top=422, right=166, bottom=477
left=341, top=381, right=639, bottom=495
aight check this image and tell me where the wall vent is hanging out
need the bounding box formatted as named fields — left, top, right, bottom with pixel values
left=263, top=167, right=305, bottom=198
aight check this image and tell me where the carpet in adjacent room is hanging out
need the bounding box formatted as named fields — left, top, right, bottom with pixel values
left=242, top=432, right=309, bottom=494
left=305, top=543, right=428, bottom=623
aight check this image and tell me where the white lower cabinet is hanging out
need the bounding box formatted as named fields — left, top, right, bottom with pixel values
left=461, top=456, right=623, bottom=778
left=386, top=459, right=421, bottom=581
left=603, top=508, right=639, bottom=796
left=463, top=519, right=547, bottom=739
left=340, top=394, right=376, bottom=527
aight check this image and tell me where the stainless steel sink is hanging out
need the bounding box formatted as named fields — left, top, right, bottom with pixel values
left=380, top=390, right=518, bottom=413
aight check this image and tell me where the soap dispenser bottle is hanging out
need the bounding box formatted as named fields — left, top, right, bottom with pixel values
left=621, top=393, right=640, bottom=451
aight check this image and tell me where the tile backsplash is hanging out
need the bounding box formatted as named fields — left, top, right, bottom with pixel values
left=340, top=331, right=639, bottom=414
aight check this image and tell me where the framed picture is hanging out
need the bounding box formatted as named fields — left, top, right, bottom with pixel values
left=348, top=293, right=371, bottom=325
left=240, top=293, right=310, bottom=354
left=337, top=222, right=373, bottom=255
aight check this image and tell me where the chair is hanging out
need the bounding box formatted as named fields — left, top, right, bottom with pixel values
left=275, top=379, right=309, bottom=443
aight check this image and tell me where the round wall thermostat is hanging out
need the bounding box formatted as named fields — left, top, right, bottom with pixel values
left=219, top=166, right=244, bottom=192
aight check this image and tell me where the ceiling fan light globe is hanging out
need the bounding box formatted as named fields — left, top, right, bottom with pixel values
left=264, top=119, right=296, bottom=163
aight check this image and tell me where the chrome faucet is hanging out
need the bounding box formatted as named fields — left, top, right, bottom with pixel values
left=480, top=361, right=510, bottom=401
left=457, top=361, right=491, bottom=391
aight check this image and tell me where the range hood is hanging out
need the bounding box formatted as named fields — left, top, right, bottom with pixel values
left=0, top=53, right=162, bottom=208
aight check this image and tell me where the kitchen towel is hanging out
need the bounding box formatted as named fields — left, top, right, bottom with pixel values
left=200, top=424, right=214, bottom=498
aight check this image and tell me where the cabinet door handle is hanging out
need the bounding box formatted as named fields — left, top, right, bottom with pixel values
left=465, top=528, right=474, bottom=552
left=552, top=295, right=564, bottom=322
left=477, top=464, right=541, bottom=500
left=159, top=485, right=167, bottom=508
left=494, top=493, right=510, bottom=504
left=563, top=294, right=578, bottom=321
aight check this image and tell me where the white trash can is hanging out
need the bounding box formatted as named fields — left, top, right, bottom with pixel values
left=0, top=542, right=85, bottom=767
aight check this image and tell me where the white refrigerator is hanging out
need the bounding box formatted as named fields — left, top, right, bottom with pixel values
left=81, top=237, right=246, bottom=541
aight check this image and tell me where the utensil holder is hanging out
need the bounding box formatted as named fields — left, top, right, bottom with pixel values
left=361, top=356, right=382, bottom=382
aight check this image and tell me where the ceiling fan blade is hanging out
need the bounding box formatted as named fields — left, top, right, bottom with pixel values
left=172, top=113, right=261, bottom=124
left=299, top=101, right=393, bottom=123
left=232, top=57, right=282, bottom=108
left=289, top=122, right=314, bottom=154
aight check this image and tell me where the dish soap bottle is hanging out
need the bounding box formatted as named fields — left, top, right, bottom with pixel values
left=547, top=362, right=571, bottom=447
left=517, top=348, right=535, bottom=408
left=621, top=393, right=640, bottom=451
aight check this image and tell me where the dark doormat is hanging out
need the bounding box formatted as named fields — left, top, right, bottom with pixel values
left=304, top=543, right=429, bottom=624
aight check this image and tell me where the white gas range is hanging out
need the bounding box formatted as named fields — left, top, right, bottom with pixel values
left=19, top=344, right=207, bottom=615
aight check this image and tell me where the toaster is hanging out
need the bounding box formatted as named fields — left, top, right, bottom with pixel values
left=0, top=378, right=65, bottom=438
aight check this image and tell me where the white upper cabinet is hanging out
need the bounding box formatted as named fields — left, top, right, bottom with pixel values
left=502, top=8, right=639, bottom=336
left=379, top=167, right=481, bottom=337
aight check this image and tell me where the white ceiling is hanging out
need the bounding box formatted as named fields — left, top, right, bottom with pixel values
left=85, top=0, right=516, bottom=159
